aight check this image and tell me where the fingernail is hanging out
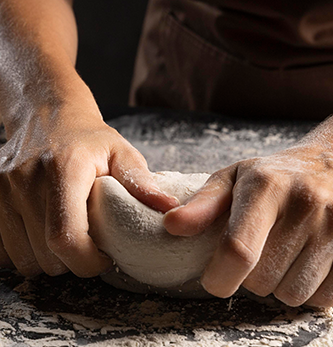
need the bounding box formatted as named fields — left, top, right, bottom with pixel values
left=163, top=205, right=197, bottom=236
left=168, top=195, right=180, bottom=206
left=163, top=205, right=184, bottom=223
left=154, top=186, right=180, bottom=203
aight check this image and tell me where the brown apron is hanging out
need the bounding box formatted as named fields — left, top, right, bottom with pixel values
left=129, top=0, right=333, bottom=120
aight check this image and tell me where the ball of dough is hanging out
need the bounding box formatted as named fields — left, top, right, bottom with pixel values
left=88, top=172, right=224, bottom=297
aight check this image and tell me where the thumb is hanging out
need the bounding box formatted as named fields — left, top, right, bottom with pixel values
left=163, top=164, right=237, bottom=236
left=110, top=141, right=179, bottom=213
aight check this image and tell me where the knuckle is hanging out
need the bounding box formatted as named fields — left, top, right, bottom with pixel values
left=290, top=178, right=327, bottom=212
left=5, top=163, right=43, bottom=197
left=208, top=167, right=235, bottom=188
left=42, top=142, right=88, bottom=171
left=250, top=167, right=278, bottom=187
left=223, top=236, right=258, bottom=269
left=206, top=171, right=225, bottom=189
left=239, top=167, right=281, bottom=199
left=319, top=151, right=333, bottom=171
left=116, top=142, right=146, bottom=166
left=237, top=158, right=260, bottom=171
left=312, top=188, right=330, bottom=206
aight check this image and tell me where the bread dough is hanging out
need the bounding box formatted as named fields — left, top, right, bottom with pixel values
left=88, top=171, right=225, bottom=298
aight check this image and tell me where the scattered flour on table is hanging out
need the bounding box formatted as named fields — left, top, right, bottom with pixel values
left=0, top=272, right=332, bottom=346
left=108, top=115, right=311, bottom=173
left=1, top=115, right=331, bottom=346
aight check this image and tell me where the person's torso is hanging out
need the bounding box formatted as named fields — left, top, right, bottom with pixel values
left=166, top=0, right=333, bottom=68
left=130, top=0, right=333, bottom=120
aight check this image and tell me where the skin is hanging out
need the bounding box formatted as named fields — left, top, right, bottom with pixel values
left=0, top=0, right=178, bottom=278
left=164, top=121, right=333, bottom=307
left=1, top=0, right=333, bottom=309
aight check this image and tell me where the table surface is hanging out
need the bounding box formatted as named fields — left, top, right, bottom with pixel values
left=0, top=109, right=332, bottom=347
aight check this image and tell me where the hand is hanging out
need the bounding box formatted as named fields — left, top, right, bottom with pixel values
left=0, top=98, right=178, bottom=278
left=164, top=143, right=333, bottom=307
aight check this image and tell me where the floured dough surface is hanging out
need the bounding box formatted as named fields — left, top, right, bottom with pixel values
left=88, top=171, right=224, bottom=298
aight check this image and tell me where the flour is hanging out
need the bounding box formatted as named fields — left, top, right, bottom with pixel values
left=0, top=113, right=331, bottom=346
left=109, top=114, right=311, bottom=173
left=89, top=171, right=227, bottom=296
left=0, top=269, right=332, bottom=346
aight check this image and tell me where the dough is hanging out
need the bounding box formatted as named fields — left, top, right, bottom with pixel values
left=88, top=171, right=225, bottom=298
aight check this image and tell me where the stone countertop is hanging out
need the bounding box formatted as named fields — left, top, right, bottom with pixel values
left=0, top=108, right=331, bottom=347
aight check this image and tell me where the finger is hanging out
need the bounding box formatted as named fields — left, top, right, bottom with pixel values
left=110, top=138, right=179, bottom=213
left=45, top=161, right=113, bottom=278
left=275, top=207, right=333, bottom=307
left=242, top=221, right=306, bottom=298
left=20, top=198, right=68, bottom=276
left=201, top=174, right=281, bottom=298
left=274, top=241, right=332, bottom=307
left=0, top=205, right=42, bottom=277
left=306, top=205, right=333, bottom=307
left=306, top=265, right=333, bottom=308
left=163, top=164, right=238, bottom=236
left=242, top=192, right=317, bottom=297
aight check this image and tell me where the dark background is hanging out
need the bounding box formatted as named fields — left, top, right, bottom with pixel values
left=73, top=1, right=149, bottom=115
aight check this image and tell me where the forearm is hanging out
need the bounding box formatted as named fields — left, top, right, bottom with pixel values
left=0, top=0, right=91, bottom=137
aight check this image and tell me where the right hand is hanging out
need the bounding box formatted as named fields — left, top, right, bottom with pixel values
left=0, top=92, right=179, bottom=278
left=164, top=140, right=333, bottom=307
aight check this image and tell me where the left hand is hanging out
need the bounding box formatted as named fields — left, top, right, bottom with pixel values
left=164, top=141, right=333, bottom=307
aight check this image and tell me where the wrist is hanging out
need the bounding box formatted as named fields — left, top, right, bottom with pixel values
left=293, top=115, right=333, bottom=153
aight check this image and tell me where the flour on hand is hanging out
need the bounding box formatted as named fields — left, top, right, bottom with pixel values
left=88, top=171, right=225, bottom=298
